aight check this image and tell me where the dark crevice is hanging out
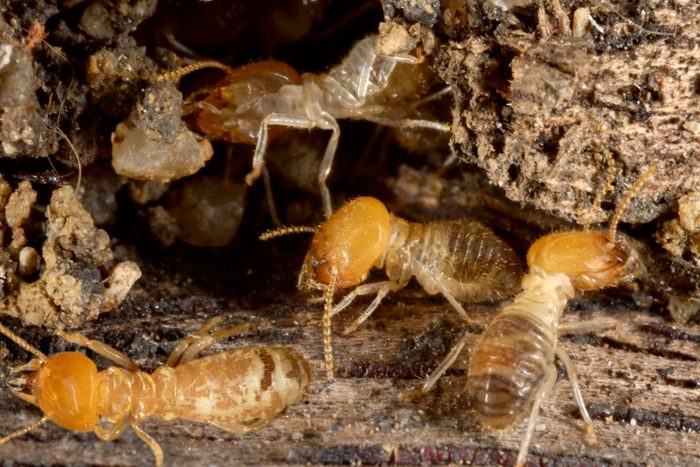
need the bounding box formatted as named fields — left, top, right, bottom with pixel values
left=587, top=403, right=700, bottom=433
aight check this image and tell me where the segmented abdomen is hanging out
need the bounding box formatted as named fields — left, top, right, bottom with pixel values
left=408, top=220, right=522, bottom=301
left=151, top=347, right=311, bottom=434
left=467, top=308, right=554, bottom=428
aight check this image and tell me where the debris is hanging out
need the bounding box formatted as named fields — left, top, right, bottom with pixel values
left=0, top=179, right=141, bottom=327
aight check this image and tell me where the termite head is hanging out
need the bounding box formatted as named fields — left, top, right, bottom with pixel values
left=528, top=164, right=655, bottom=291
left=298, top=197, right=391, bottom=290
left=14, top=352, right=99, bottom=431
left=527, top=230, right=643, bottom=291
left=191, top=60, right=302, bottom=144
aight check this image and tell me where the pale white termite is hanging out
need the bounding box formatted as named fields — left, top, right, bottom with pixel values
left=165, top=33, right=452, bottom=219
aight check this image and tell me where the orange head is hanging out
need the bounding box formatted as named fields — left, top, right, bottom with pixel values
left=299, top=197, right=391, bottom=289
left=526, top=230, right=641, bottom=290
left=194, top=60, right=301, bottom=144
left=27, top=352, right=100, bottom=431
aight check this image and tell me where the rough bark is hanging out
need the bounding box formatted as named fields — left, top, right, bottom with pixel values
left=429, top=0, right=700, bottom=225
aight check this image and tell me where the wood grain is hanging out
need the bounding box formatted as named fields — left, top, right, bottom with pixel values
left=0, top=285, right=697, bottom=466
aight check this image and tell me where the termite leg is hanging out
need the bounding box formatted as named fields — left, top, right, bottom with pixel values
left=555, top=347, right=597, bottom=444
left=261, top=167, right=282, bottom=227
left=166, top=320, right=258, bottom=367
left=329, top=280, right=401, bottom=325
left=95, top=418, right=129, bottom=441
left=414, top=262, right=483, bottom=329
left=317, top=111, right=340, bottom=218
left=132, top=424, right=164, bottom=467
left=363, top=115, right=451, bottom=133
left=356, top=47, right=377, bottom=101
left=55, top=330, right=138, bottom=371
left=245, top=112, right=339, bottom=219
left=558, top=318, right=619, bottom=336
left=515, top=363, right=557, bottom=467
left=166, top=317, right=224, bottom=366
left=420, top=330, right=471, bottom=394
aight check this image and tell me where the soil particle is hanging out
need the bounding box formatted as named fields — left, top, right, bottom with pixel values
left=0, top=180, right=140, bottom=327
left=80, top=0, right=157, bottom=40
left=0, top=16, right=46, bottom=158
left=111, top=84, right=213, bottom=182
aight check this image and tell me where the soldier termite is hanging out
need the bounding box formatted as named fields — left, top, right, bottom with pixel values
left=418, top=164, right=655, bottom=467
left=262, top=196, right=522, bottom=379
left=161, top=32, right=452, bottom=219
left=0, top=318, right=311, bottom=466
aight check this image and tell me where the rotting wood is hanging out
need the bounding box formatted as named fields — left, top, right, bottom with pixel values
left=426, top=0, right=700, bottom=225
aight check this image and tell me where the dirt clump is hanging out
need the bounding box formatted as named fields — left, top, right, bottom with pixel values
left=0, top=178, right=140, bottom=327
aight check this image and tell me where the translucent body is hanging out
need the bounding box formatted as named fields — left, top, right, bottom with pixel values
left=467, top=269, right=571, bottom=428
left=466, top=228, right=641, bottom=465
left=419, top=165, right=654, bottom=466
left=187, top=34, right=449, bottom=218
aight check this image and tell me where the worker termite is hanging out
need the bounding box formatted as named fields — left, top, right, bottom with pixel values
left=418, top=164, right=655, bottom=466
left=163, top=31, right=452, bottom=218
left=262, top=196, right=522, bottom=379
left=0, top=317, right=311, bottom=466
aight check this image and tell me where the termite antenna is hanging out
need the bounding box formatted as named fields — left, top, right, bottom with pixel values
left=261, top=167, right=282, bottom=227
left=156, top=60, right=232, bottom=83
left=0, top=417, right=47, bottom=444
left=259, top=225, right=317, bottom=241
left=52, top=126, right=82, bottom=193
left=322, top=274, right=338, bottom=380
left=0, top=322, right=48, bottom=362
left=584, top=150, right=616, bottom=231
left=608, top=165, right=657, bottom=241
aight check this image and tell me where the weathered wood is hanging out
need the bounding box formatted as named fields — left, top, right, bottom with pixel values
left=0, top=282, right=697, bottom=466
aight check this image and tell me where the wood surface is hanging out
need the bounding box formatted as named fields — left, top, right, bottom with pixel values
left=0, top=274, right=698, bottom=466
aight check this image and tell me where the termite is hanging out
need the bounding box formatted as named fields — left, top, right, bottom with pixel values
left=262, top=196, right=522, bottom=379
left=162, top=32, right=452, bottom=218
left=418, top=163, right=655, bottom=466
left=0, top=317, right=311, bottom=466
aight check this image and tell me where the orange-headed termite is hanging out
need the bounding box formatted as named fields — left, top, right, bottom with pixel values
left=262, top=196, right=522, bottom=379
left=0, top=318, right=311, bottom=466
left=419, top=163, right=655, bottom=467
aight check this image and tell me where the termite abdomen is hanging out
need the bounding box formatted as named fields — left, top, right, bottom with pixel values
left=151, top=347, right=311, bottom=433
left=468, top=310, right=554, bottom=429
left=401, top=220, right=522, bottom=302
left=467, top=270, right=572, bottom=431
